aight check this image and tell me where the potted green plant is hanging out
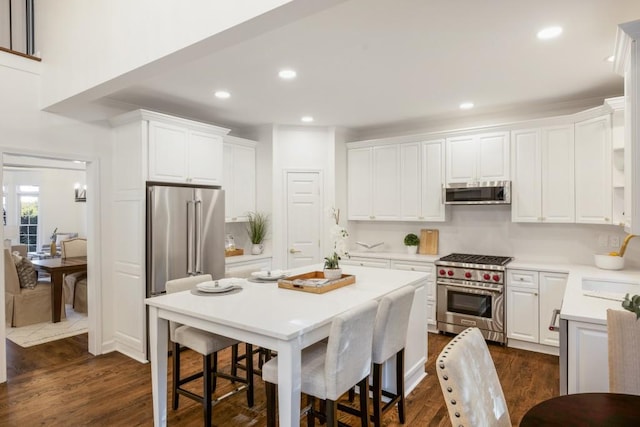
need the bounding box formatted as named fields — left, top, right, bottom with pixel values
left=246, top=211, right=268, bottom=255
left=404, top=233, right=419, bottom=254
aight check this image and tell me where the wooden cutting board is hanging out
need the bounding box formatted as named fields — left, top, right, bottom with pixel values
left=419, top=229, right=438, bottom=255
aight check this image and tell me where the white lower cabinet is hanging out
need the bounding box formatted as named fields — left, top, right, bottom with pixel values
left=506, top=269, right=567, bottom=352
left=390, top=260, right=436, bottom=330
left=567, top=320, right=608, bottom=393
left=341, top=256, right=391, bottom=269
left=225, top=257, right=272, bottom=278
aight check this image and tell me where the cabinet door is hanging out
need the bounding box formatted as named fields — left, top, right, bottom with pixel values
left=575, top=115, right=612, bottom=224
left=507, top=286, right=539, bottom=343
left=541, top=125, right=575, bottom=222
left=477, top=132, right=510, bottom=181
left=568, top=320, right=609, bottom=393
left=225, top=257, right=272, bottom=278
left=372, top=145, right=400, bottom=220
left=341, top=257, right=390, bottom=268
left=148, top=121, right=189, bottom=182
left=223, top=143, right=256, bottom=222
left=538, top=272, right=568, bottom=347
left=399, top=143, right=422, bottom=220
left=347, top=148, right=373, bottom=220
left=446, top=135, right=477, bottom=183
left=187, top=131, right=223, bottom=185
left=511, top=129, right=542, bottom=222
left=421, top=140, right=445, bottom=221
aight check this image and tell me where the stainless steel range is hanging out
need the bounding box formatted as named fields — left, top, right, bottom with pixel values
left=436, top=253, right=512, bottom=343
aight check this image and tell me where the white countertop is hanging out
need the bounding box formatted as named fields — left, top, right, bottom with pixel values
left=510, top=259, right=640, bottom=325
left=349, top=251, right=440, bottom=263
left=146, top=264, right=428, bottom=341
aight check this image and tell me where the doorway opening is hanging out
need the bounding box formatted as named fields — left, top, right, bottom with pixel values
left=1, top=152, right=99, bottom=380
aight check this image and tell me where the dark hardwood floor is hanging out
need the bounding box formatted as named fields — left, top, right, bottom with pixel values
left=1, top=332, right=559, bottom=426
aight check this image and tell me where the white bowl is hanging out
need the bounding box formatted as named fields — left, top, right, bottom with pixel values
left=594, top=254, right=625, bottom=270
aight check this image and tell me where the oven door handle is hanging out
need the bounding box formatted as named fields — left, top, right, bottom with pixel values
left=440, top=282, right=503, bottom=294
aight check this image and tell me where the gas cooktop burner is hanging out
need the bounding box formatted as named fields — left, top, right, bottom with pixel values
left=437, top=253, right=513, bottom=266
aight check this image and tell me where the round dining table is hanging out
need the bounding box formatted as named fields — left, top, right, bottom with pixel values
left=520, top=392, right=640, bottom=426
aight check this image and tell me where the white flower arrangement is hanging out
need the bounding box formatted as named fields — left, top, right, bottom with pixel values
left=325, top=207, right=349, bottom=269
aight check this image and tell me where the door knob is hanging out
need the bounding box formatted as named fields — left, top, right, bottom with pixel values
left=289, top=248, right=301, bottom=254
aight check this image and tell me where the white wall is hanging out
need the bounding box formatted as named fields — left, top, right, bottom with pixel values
left=271, top=125, right=336, bottom=268
left=35, top=0, right=349, bottom=110
left=349, top=206, right=640, bottom=268
left=3, top=168, right=87, bottom=249
left=0, top=53, right=112, bottom=383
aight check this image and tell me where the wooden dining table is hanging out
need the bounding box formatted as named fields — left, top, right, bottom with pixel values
left=519, top=392, right=640, bottom=426
left=31, top=256, right=87, bottom=322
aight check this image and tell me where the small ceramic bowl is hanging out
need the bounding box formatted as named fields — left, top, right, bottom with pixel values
left=594, top=254, right=625, bottom=270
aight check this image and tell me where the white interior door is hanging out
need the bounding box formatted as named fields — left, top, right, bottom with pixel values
left=286, top=171, right=321, bottom=269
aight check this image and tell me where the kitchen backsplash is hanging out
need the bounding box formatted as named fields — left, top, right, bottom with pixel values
left=348, top=205, right=640, bottom=268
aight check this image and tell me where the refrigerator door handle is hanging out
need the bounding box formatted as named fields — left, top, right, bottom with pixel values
left=194, top=199, right=203, bottom=274
left=187, top=200, right=195, bottom=275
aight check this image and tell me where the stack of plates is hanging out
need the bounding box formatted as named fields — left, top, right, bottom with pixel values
left=250, top=270, right=289, bottom=281
left=196, top=278, right=239, bottom=293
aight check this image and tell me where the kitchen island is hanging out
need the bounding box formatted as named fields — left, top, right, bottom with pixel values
left=146, top=264, right=428, bottom=427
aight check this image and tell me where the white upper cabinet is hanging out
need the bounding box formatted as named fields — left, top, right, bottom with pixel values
left=574, top=115, right=612, bottom=224
left=446, top=131, right=510, bottom=184
left=348, top=147, right=374, bottom=220
left=511, top=125, right=574, bottom=223
left=348, top=140, right=444, bottom=221
left=541, top=125, right=575, bottom=223
left=148, top=120, right=224, bottom=185
left=399, top=140, right=445, bottom=221
left=223, top=138, right=256, bottom=222
left=372, top=145, right=401, bottom=220
left=421, top=140, right=446, bottom=221
left=347, top=144, right=400, bottom=220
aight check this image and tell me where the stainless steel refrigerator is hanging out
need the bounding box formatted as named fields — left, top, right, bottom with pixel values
left=146, top=182, right=225, bottom=297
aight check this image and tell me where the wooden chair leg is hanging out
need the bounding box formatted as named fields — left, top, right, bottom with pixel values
left=245, top=343, right=254, bottom=407
left=396, top=349, right=406, bottom=423
left=326, top=399, right=338, bottom=427
left=231, top=344, right=239, bottom=377
left=348, top=387, right=355, bottom=402
left=203, top=353, right=213, bottom=427
left=172, top=342, right=180, bottom=410
left=212, top=352, right=218, bottom=393
left=265, top=382, right=277, bottom=427
left=358, top=377, right=370, bottom=427
left=372, top=363, right=383, bottom=427
left=308, top=396, right=316, bottom=427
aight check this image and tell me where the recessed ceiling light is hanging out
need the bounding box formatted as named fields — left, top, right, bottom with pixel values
left=459, top=102, right=474, bottom=110
left=605, top=55, right=615, bottom=63
left=537, top=26, right=563, bottom=40
left=214, top=90, right=230, bottom=99
left=279, top=69, right=297, bottom=79
left=301, top=116, right=314, bottom=123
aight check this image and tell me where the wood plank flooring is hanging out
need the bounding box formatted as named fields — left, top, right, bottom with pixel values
left=1, top=332, right=559, bottom=426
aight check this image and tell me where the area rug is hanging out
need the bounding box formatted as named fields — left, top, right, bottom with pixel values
left=5, top=306, right=88, bottom=347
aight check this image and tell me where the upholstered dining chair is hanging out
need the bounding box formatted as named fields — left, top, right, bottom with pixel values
left=607, top=308, right=640, bottom=395
left=343, top=286, right=415, bottom=426
left=61, top=238, right=88, bottom=310
left=436, top=327, right=511, bottom=427
left=60, top=237, right=87, bottom=258
left=166, top=275, right=254, bottom=427
left=262, top=300, right=379, bottom=427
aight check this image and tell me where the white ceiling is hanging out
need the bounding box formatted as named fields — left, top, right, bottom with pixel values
left=101, top=0, right=640, bottom=136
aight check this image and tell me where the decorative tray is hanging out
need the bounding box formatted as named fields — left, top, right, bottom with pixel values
left=277, top=271, right=355, bottom=294
left=225, top=248, right=244, bottom=257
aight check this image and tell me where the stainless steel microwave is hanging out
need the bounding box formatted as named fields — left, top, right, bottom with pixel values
left=443, top=181, right=511, bottom=205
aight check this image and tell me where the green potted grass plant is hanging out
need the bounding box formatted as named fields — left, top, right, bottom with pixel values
left=246, top=211, right=268, bottom=255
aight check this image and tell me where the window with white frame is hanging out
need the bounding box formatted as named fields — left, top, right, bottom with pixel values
left=17, top=185, right=39, bottom=252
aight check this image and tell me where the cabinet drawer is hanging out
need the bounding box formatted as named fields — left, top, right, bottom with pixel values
left=341, top=257, right=390, bottom=269
left=507, top=269, right=539, bottom=289
left=225, top=258, right=272, bottom=278
left=390, top=260, right=434, bottom=274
